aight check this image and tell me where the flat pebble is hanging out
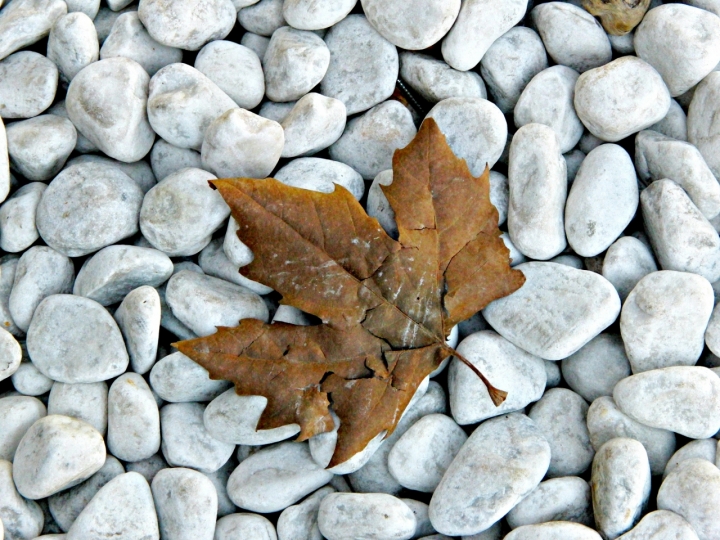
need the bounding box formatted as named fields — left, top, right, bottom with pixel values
left=107, top=373, right=160, bottom=463
left=0, top=0, right=67, bottom=62
left=13, top=414, right=106, bottom=499
left=564, top=144, right=639, bottom=257
left=147, top=63, right=237, bottom=150
left=441, top=0, right=527, bottom=71
left=0, top=51, right=58, bottom=119
left=7, top=113, right=76, bottom=181
left=36, top=162, right=143, bottom=257
left=227, top=442, right=333, bottom=513
left=426, top=97, right=507, bottom=176
left=621, top=271, right=713, bottom=372
left=65, top=472, right=159, bottom=540
left=574, top=56, right=671, bottom=142
left=602, top=237, right=658, bottom=301
left=507, top=123, right=567, bottom=260
left=321, top=15, right=398, bottom=115
left=614, top=366, right=720, bottom=439
left=0, top=183, right=46, bottom=253
left=429, top=413, right=551, bottom=536
left=532, top=2, right=611, bottom=73
left=152, top=467, right=217, bottom=540
left=238, top=0, right=286, bottom=36
left=149, top=139, right=202, bottom=182
left=448, top=330, right=546, bottom=425
left=329, top=100, right=416, bottom=179
left=100, top=12, right=182, bottom=77
left=507, top=476, right=593, bottom=529
left=114, top=286, right=161, bottom=375
left=0, top=396, right=46, bottom=461
left=201, top=107, right=284, bottom=178
left=618, top=510, right=699, bottom=540
left=47, top=12, right=99, bottom=82
left=664, top=439, right=717, bottom=479
left=138, top=0, right=236, bottom=51
left=505, top=522, right=601, bottom=540
left=194, top=40, right=264, bottom=109
left=688, top=72, right=720, bottom=179
left=274, top=157, right=364, bottom=201
left=529, top=389, right=594, bottom=477
left=140, top=168, right=229, bottom=257
left=635, top=4, right=720, bottom=96
left=562, top=334, right=631, bottom=403
left=280, top=93, right=346, bottom=158
left=0, top=460, right=44, bottom=540
left=48, top=381, right=108, bottom=435
left=318, top=493, right=416, bottom=540
left=400, top=52, right=486, bottom=105
left=277, top=486, right=335, bottom=540
left=27, top=294, right=129, bottom=383
left=282, top=0, right=356, bottom=30
left=11, top=362, right=54, bottom=396
left=150, top=351, right=231, bottom=403
left=215, top=513, right=277, bottom=540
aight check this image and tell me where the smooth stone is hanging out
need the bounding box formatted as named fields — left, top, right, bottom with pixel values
left=194, top=40, right=264, bottom=109
left=100, top=11, right=182, bottom=77
left=682, top=0, right=720, bottom=17
left=636, top=129, right=720, bottom=220
left=664, top=439, right=717, bottom=479
left=6, top=114, right=75, bottom=182
left=0, top=119, right=7, bottom=203
left=198, top=238, right=272, bottom=295
left=47, top=12, right=98, bottom=82
left=0, top=51, right=58, bottom=119
left=507, top=123, right=567, bottom=260
left=114, top=286, right=161, bottom=375
left=564, top=149, right=585, bottom=184
left=514, top=66, right=582, bottom=153
left=0, top=396, right=46, bottom=461
left=575, top=56, right=671, bottom=142
left=11, top=362, right=54, bottom=396
left=505, top=522, right=601, bottom=540
left=202, top=458, right=236, bottom=518
left=240, top=31, right=270, bottom=58
left=140, top=168, right=229, bottom=257
left=449, top=330, right=546, bottom=425
left=507, top=476, right=593, bottom=528
left=0, top=327, right=20, bottom=383
left=0, top=460, right=44, bottom=540
left=27, top=294, right=129, bottom=384
left=201, top=107, right=284, bottom=178
left=441, top=0, right=527, bottom=71
left=529, top=389, right=594, bottom=477
left=429, top=413, right=550, bottom=536
left=108, top=373, right=160, bottom=463
left=48, top=382, right=108, bottom=436
left=74, top=245, right=172, bottom=306
left=426, top=97, right=507, bottom=176
left=147, top=63, right=237, bottom=150
left=642, top=179, right=720, bottom=281
left=621, top=271, right=713, bottom=372
left=204, top=388, right=300, bottom=446
left=65, top=154, right=156, bottom=194
left=277, top=486, right=335, bottom=540
left=617, top=510, right=699, bottom=540
left=0, top=257, right=21, bottom=338
left=124, top=453, right=167, bottom=485
left=318, top=493, right=416, bottom=540
left=587, top=396, right=676, bottom=476
left=13, top=415, right=105, bottom=499
left=94, top=5, right=138, bottom=43
left=532, top=2, right=612, bottom=73
left=274, top=158, right=364, bottom=201
left=329, top=100, right=416, bottom=179
left=479, top=27, right=547, bottom=113
left=602, top=237, right=658, bottom=301
left=152, top=467, right=217, bottom=540
left=657, top=458, right=720, bottom=540
left=0, top=183, right=46, bottom=253
left=258, top=100, right=295, bottom=123
left=227, top=442, right=334, bottom=513
left=402, top=499, right=436, bottom=538
left=65, top=472, right=159, bottom=540
left=562, top=334, right=632, bottom=403
left=214, top=513, right=277, bottom=540
left=48, top=456, right=124, bottom=532
left=0, top=0, right=67, bottom=62
left=592, top=438, right=651, bottom=539
left=400, top=52, right=487, bottom=105
left=36, top=162, right=143, bottom=257
left=388, top=413, right=467, bottom=493
left=688, top=72, right=720, bottom=178
left=157, top=283, right=197, bottom=341
left=161, top=402, right=235, bottom=473
left=565, top=144, right=639, bottom=257
left=263, top=27, right=329, bottom=102
left=149, top=139, right=202, bottom=182
left=138, top=0, right=235, bottom=50
left=237, top=0, right=286, bottom=36
left=282, top=0, right=356, bottom=30
left=280, top=93, right=346, bottom=158
left=321, top=15, right=398, bottom=115
left=150, top=351, right=231, bottom=403
left=635, top=4, right=720, bottom=96
left=366, top=170, right=397, bottom=238
left=649, top=99, right=688, bottom=141
left=483, top=262, right=620, bottom=360
left=614, top=366, right=720, bottom=438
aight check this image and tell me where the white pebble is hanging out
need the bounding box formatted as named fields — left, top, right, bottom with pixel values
left=152, top=467, right=217, bottom=540
left=0, top=183, right=47, bottom=253
left=280, top=93, right=346, bottom=158
left=0, top=0, right=67, bottom=62
left=274, top=157, right=364, bottom=201
left=601, top=237, right=658, bottom=301
left=688, top=72, right=720, bottom=179
left=0, top=396, right=46, bottom=461
left=400, top=52, right=487, bottom=104
left=0, top=51, right=58, bottom=119
left=562, top=334, right=631, bottom=403
left=108, top=373, right=160, bottom=463
left=48, top=381, right=108, bottom=435
left=318, top=493, right=416, bottom=540
left=114, top=286, right=161, bottom=375
left=47, top=12, right=99, bottom=82
left=150, top=351, right=231, bottom=403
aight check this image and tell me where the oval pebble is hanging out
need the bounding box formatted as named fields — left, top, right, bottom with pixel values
left=114, top=286, right=161, bottom=375
left=318, top=493, right=416, bottom=540
left=0, top=460, right=44, bottom=540
left=150, top=351, right=231, bottom=403
left=400, top=52, right=487, bottom=104
left=0, top=0, right=67, bottom=62
left=0, top=182, right=46, bottom=253
left=0, top=327, right=21, bottom=383
left=0, top=396, right=46, bottom=461
left=0, top=51, right=58, bottom=119
left=215, top=513, right=277, bottom=540
left=507, top=476, right=593, bottom=529
left=48, top=381, right=108, bottom=436
left=688, top=72, right=720, bottom=179
left=149, top=139, right=202, bottom=182
left=505, top=522, right=602, bottom=540
left=618, top=510, right=699, bottom=540
left=280, top=93, right=346, bottom=158
left=108, top=373, right=160, bottom=463
left=601, top=237, right=658, bottom=301
left=277, top=486, right=334, bottom=540
left=237, top=0, right=286, bottom=36
left=282, top=0, right=356, bottom=30
left=275, top=157, right=364, bottom=201
left=11, top=362, right=54, bottom=396
left=47, top=12, right=99, bottom=82
left=6, top=114, right=76, bottom=181
left=664, top=439, right=717, bottom=480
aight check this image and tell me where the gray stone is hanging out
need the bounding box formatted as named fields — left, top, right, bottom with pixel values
left=240, top=31, right=270, bottom=58
left=198, top=238, right=272, bottom=295
left=0, top=183, right=46, bottom=253
left=562, top=334, right=631, bottom=403
left=124, top=453, right=167, bottom=485
left=507, top=476, right=593, bottom=529
left=544, top=359, right=561, bottom=389
left=0, top=257, right=20, bottom=338
left=237, top=0, right=286, bottom=36
left=280, top=93, right=346, bottom=158
left=47, top=12, right=99, bottom=83
left=65, top=0, right=100, bottom=19
left=108, top=373, right=160, bottom=463
left=150, top=351, right=231, bottom=403
left=318, top=493, right=416, bottom=540
left=664, top=439, right=717, bottom=479
left=0, top=460, right=44, bottom=540
left=366, top=170, right=397, bottom=238
left=282, top=0, right=356, bottom=30
left=114, top=286, right=161, bottom=375
left=138, top=0, right=236, bottom=50
left=258, top=100, right=296, bottom=123
left=602, top=237, right=658, bottom=301
left=321, top=15, right=398, bottom=115
left=214, top=513, right=277, bottom=540
left=507, top=123, right=567, bottom=260
left=400, top=52, right=486, bottom=105
left=65, top=154, right=156, bottom=194
left=0, top=0, right=67, bottom=62
left=688, top=72, right=720, bottom=178
left=0, top=396, right=46, bottom=461
left=0, top=52, right=58, bottom=119
left=149, top=139, right=202, bottom=182
left=202, top=458, right=236, bottom=517
left=94, top=5, right=138, bottom=43
left=532, top=2, right=611, bottom=73
left=564, top=149, right=585, bottom=184
left=27, top=295, right=129, bottom=384
left=48, top=382, right=108, bottom=436
left=3, top=118, right=72, bottom=183
left=618, top=510, right=699, bottom=540
left=575, top=56, right=671, bottom=142
left=152, top=467, right=217, bottom=540
left=277, top=486, right=334, bottom=540
left=275, top=157, right=364, bottom=201
left=649, top=98, right=688, bottom=141
left=11, top=362, right=54, bottom=396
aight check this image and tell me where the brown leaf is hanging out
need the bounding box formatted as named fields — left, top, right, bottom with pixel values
left=175, top=118, right=525, bottom=467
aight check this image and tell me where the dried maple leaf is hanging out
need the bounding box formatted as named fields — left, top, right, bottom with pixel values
left=175, top=118, right=526, bottom=466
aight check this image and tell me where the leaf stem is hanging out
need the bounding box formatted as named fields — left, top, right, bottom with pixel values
left=444, top=345, right=508, bottom=406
